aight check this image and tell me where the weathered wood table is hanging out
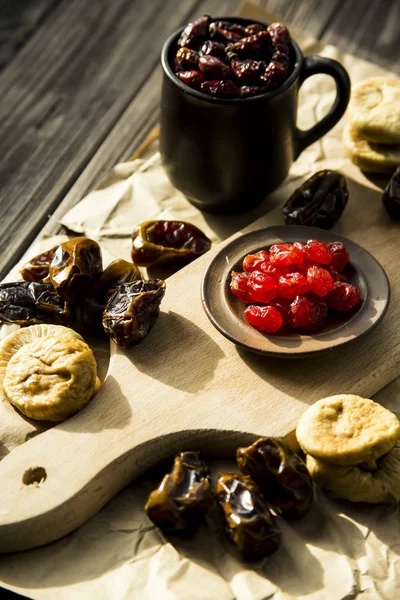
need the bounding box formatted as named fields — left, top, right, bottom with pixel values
left=0, top=0, right=399, bottom=280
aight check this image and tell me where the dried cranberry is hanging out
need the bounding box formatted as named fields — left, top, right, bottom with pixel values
left=176, top=70, right=205, bottom=89
left=327, top=241, right=350, bottom=272
left=326, top=282, right=361, bottom=312
left=243, top=250, right=270, bottom=272
left=304, top=240, right=332, bottom=265
left=290, top=295, right=327, bottom=331
left=178, top=15, right=211, bottom=49
left=175, top=47, right=200, bottom=71
left=199, top=55, right=231, bottom=79
left=200, top=40, right=226, bottom=59
left=248, top=271, right=277, bottom=303
left=245, top=305, right=283, bottom=333
left=230, top=271, right=252, bottom=303
left=307, top=266, right=334, bottom=296
left=277, top=273, right=309, bottom=299
left=269, top=243, right=304, bottom=266
left=201, top=80, right=239, bottom=97
left=268, top=297, right=292, bottom=326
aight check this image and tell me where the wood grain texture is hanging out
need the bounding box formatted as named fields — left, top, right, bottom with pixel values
left=0, top=162, right=399, bottom=553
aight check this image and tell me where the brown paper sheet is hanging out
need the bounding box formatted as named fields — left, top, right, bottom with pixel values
left=1, top=3, right=400, bottom=598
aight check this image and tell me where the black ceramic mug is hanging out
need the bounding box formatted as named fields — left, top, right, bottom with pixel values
left=160, top=17, right=351, bottom=214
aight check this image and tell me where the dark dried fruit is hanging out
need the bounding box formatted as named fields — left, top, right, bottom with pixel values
left=244, top=304, right=283, bottom=332
left=145, top=452, right=214, bottom=533
left=199, top=55, right=231, bottom=80
left=209, top=20, right=246, bottom=43
left=290, top=295, right=327, bottom=330
left=260, top=61, right=287, bottom=90
left=175, top=47, right=200, bottom=71
left=131, top=220, right=211, bottom=267
left=283, top=170, right=349, bottom=229
left=19, top=246, right=58, bottom=283
left=102, top=279, right=166, bottom=346
left=244, top=23, right=266, bottom=35
left=267, top=22, right=291, bottom=67
left=176, top=70, right=205, bottom=89
left=382, top=166, right=400, bottom=219
left=178, top=15, right=211, bottom=49
left=49, top=237, right=103, bottom=304
left=216, top=473, right=281, bottom=559
left=326, top=282, right=361, bottom=312
left=200, top=40, right=226, bottom=59
left=239, top=85, right=265, bottom=97
left=230, top=58, right=264, bottom=84
left=0, top=282, right=70, bottom=325
left=83, top=259, right=142, bottom=331
left=201, top=80, right=239, bottom=97
left=237, top=437, right=313, bottom=521
left=226, top=30, right=270, bottom=58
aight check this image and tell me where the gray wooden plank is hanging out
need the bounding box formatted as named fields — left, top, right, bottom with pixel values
left=0, top=0, right=200, bottom=278
left=0, top=0, right=61, bottom=71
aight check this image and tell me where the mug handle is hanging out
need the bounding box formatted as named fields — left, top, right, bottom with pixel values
left=295, top=56, right=351, bottom=158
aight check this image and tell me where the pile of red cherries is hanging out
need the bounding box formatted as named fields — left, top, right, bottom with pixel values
left=230, top=240, right=361, bottom=333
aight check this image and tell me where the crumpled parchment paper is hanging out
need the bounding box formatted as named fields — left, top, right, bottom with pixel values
left=1, top=3, right=400, bottom=599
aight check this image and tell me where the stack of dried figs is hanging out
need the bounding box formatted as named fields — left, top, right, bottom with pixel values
left=173, top=16, right=292, bottom=98
left=0, top=220, right=211, bottom=347
left=145, top=437, right=313, bottom=560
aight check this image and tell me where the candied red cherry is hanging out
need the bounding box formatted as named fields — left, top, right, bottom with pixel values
left=269, top=243, right=304, bottom=266
left=304, top=240, right=332, bottom=265
left=326, top=282, right=361, bottom=312
left=327, top=241, right=350, bottom=272
left=290, top=295, right=327, bottom=331
left=248, top=271, right=277, bottom=303
left=307, top=266, right=334, bottom=297
left=262, top=263, right=291, bottom=280
left=277, top=272, right=309, bottom=300
left=243, top=250, right=269, bottom=272
left=230, top=271, right=252, bottom=303
left=245, top=305, right=283, bottom=333
left=268, top=297, right=292, bottom=326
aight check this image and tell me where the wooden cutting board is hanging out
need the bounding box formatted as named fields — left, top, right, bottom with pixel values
left=0, top=163, right=399, bottom=553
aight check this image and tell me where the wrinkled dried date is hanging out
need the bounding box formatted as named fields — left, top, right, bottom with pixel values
left=260, top=60, right=287, bottom=90
left=382, top=166, right=400, bottom=219
left=283, top=170, right=349, bottom=229
left=199, top=55, right=231, bottom=80
left=49, top=237, right=103, bottom=304
left=226, top=30, right=270, bottom=58
left=216, top=473, right=281, bottom=559
left=102, top=279, right=166, bottom=346
left=201, top=79, right=239, bottom=97
left=239, top=85, right=264, bottom=97
left=175, top=47, right=200, bottom=71
left=177, top=15, right=211, bottom=49
left=230, top=58, right=264, bottom=84
left=209, top=20, right=246, bottom=43
left=200, top=40, right=226, bottom=59
left=0, top=282, right=70, bottom=325
left=131, top=220, right=211, bottom=267
left=237, top=437, right=313, bottom=521
left=20, top=246, right=58, bottom=283
left=245, top=23, right=266, bottom=35
left=145, top=452, right=214, bottom=533
left=176, top=70, right=205, bottom=89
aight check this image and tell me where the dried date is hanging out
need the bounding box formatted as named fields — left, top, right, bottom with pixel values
left=237, top=437, right=313, bottom=520
left=199, top=55, right=231, bottom=80
left=200, top=40, right=226, bottom=59
left=0, top=282, right=70, bottom=325
left=382, top=166, right=400, bottom=218
left=176, top=70, right=205, bottom=89
left=131, top=220, right=211, bottom=267
left=209, top=20, right=245, bottom=43
left=260, top=61, right=287, bottom=90
left=145, top=452, right=214, bottom=533
left=230, top=58, right=264, bottom=84
left=267, top=22, right=291, bottom=67
left=239, top=85, right=264, bottom=97
left=102, top=279, right=166, bottom=346
left=175, top=47, right=200, bottom=71
left=49, top=237, right=103, bottom=304
left=178, top=15, right=211, bottom=49
left=216, top=473, right=281, bottom=559
left=20, top=246, right=58, bottom=283
left=226, top=31, right=270, bottom=58
left=201, top=80, right=239, bottom=97
left=245, top=23, right=266, bottom=35
left=283, top=170, right=349, bottom=229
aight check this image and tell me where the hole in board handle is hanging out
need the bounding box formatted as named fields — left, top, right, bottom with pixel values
left=23, top=467, right=47, bottom=486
